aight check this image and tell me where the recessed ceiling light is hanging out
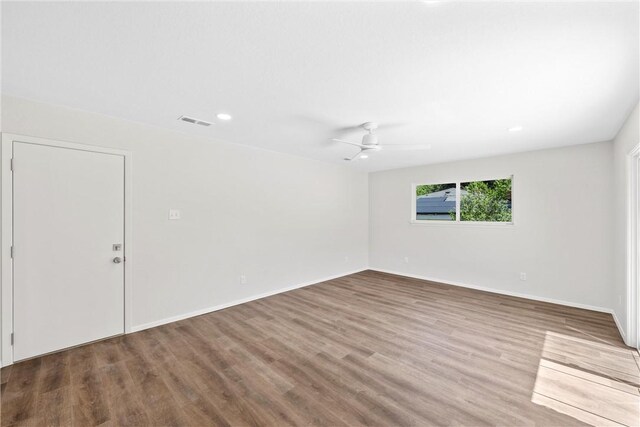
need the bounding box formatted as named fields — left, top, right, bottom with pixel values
left=217, top=113, right=232, bottom=121
left=508, top=126, right=523, bottom=132
left=360, top=154, right=369, bottom=159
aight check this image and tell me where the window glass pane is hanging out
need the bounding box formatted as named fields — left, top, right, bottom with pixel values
left=416, top=183, right=457, bottom=221
left=460, top=178, right=512, bottom=222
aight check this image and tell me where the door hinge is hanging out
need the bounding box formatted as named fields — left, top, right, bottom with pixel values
left=10, top=158, right=13, bottom=171
left=10, top=246, right=14, bottom=259
left=10, top=333, right=13, bottom=345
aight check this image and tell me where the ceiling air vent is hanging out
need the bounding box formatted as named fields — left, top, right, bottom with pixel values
left=178, top=115, right=212, bottom=127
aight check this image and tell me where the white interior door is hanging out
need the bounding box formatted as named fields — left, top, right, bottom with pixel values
left=13, top=141, right=125, bottom=361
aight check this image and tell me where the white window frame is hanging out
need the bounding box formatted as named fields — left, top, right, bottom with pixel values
left=410, top=175, right=514, bottom=227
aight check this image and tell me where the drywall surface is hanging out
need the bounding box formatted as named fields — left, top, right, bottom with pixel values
left=1, top=95, right=369, bottom=329
left=369, top=141, right=614, bottom=311
left=612, top=103, right=640, bottom=341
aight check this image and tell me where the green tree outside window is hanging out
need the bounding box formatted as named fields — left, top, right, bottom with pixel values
left=459, top=178, right=512, bottom=222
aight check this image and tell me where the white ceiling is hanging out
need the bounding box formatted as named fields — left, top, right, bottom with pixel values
left=2, top=1, right=638, bottom=171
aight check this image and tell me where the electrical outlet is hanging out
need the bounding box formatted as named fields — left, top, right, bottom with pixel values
left=168, top=209, right=181, bottom=220
left=404, top=257, right=409, bottom=264
left=240, top=275, right=247, bottom=284
left=520, top=272, right=527, bottom=281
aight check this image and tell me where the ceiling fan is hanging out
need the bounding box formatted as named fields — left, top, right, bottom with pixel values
left=332, top=122, right=432, bottom=161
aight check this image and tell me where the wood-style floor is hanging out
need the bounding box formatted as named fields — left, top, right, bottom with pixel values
left=1, top=270, right=638, bottom=426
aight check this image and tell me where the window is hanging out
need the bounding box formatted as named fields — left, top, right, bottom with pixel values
left=460, top=178, right=512, bottom=222
left=412, top=176, right=513, bottom=224
left=415, top=183, right=457, bottom=221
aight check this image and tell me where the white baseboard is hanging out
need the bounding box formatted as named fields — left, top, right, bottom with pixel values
left=611, top=310, right=627, bottom=343
left=369, top=268, right=614, bottom=314
left=130, top=268, right=367, bottom=333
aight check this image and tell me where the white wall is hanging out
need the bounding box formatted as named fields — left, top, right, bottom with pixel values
left=369, top=141, right=614, bottom=311
left=0, top=95, right=369, bottom=330
left=612, top=103, right=639, bottom=341
left=1, top=93, right=632, bottom=357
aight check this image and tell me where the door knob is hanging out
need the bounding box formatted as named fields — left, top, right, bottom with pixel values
left=113, top=257, right=123, bottom=264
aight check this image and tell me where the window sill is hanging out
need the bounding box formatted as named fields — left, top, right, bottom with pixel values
left=410, top=220, right=515, bottom=228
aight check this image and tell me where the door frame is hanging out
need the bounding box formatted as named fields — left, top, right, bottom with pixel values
left=628, top=143, right=640, bottom=350
left=1, top=133, right=133, bottom=367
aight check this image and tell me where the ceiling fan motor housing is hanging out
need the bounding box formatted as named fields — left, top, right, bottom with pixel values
left=362, top=133, right=379, bottom=146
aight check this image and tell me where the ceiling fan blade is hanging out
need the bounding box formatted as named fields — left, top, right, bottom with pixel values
left=336, top=122, right=408, bottom=132
left=377, top=122, right=409, bottom=130
left=381, top=144, right=432, bottom=151
left=334, top=124, right=365, bottom=133
left=292, top=116, right=369, bottom=136
left=332, top=138, right=366, bottom=148
left=343, top=150, right=364, bottom=161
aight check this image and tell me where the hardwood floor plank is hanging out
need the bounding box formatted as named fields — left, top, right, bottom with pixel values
left=534, top=365, right=640, bottom=426
left=1, top=270, right=636, bottom=426
left=1, top=358, right=42, bottom=426
left=70, top=367, right=110, bottom=426
left=38, top=352, right=70, bottom=394
left=99, top=361, right=149, bottom=426
left=36, top=387, right=73, bottom=427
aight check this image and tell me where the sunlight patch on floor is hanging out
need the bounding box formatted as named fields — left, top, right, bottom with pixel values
left=532, top=331, right=640, bottom=426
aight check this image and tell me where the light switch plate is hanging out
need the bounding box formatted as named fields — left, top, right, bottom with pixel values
left=169, top=209, right=181, bottom=220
